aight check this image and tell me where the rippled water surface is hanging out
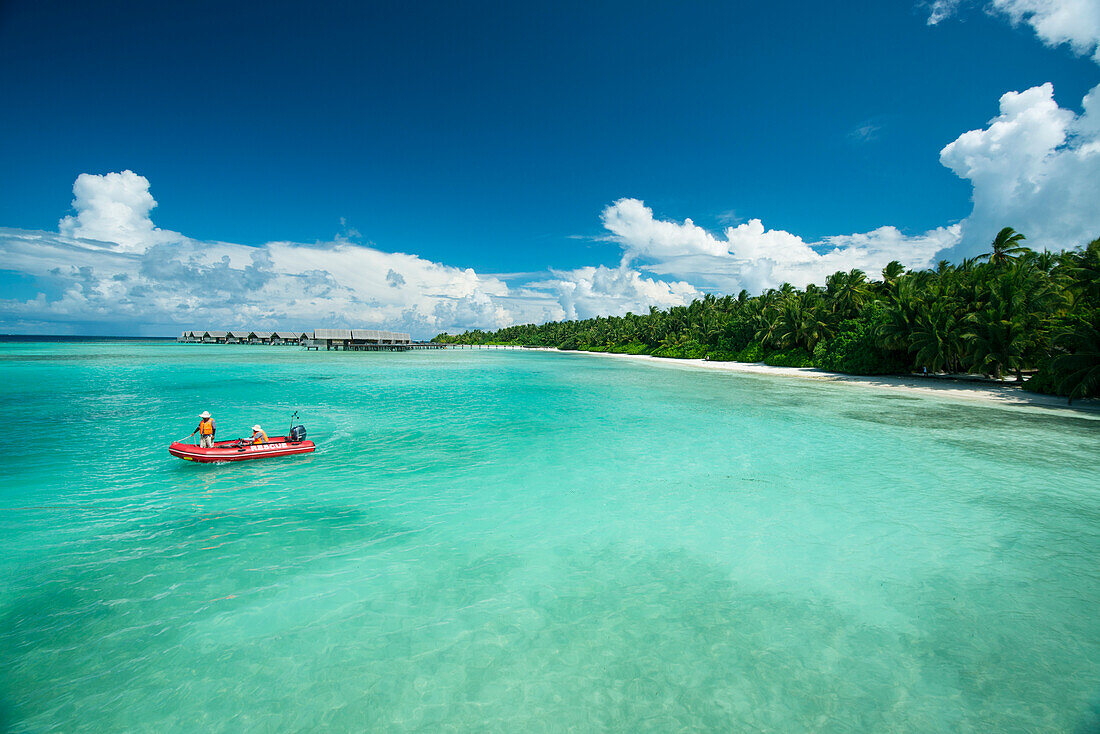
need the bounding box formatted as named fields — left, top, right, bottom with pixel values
left=1, top=341, right=1098, bottom=732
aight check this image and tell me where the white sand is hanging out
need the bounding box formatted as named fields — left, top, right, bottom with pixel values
left=510, top=346, right=1100, bottom=416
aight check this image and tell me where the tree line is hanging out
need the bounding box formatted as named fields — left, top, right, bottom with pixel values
left=433, top=229, right=1100, bottom=401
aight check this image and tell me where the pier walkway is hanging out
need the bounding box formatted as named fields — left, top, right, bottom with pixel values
left=177, top=329, right=531, bottom=352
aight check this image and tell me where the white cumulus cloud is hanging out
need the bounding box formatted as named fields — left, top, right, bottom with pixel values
left=1, top=172, right=532, bottom=336
left=602, top=198, right=728, bottom=261
left=940, top=81, right=1100, bottom=256
left=0, top=174, right=700, bottom=335
left=532, top=264, right=702, bottom=321
left=58, top=170, right=178, bottom=251
left=599, top=198, right=959, bottom=294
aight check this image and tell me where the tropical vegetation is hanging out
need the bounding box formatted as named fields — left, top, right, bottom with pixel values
left=434, top=229, right=1100, bottom=401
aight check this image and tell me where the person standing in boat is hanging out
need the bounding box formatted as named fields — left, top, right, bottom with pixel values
left=249, top=425, right=268, bottom=444
left=191, top=411, right=216, bottom=448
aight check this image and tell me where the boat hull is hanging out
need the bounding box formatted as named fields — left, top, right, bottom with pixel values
left=169, top=436, right=315, bottom=463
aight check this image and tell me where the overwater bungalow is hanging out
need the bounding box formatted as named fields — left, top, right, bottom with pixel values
left=179, top=327, right=436, bottom=350
left=312, top=328, right=352, bottom=349
left=271, top=331, right=302, bottom=346
left=352, top=329, right=411, bottom=346
left=308, top=328, right=413, bottom=350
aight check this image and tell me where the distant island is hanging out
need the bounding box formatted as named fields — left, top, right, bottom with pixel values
left=434, top=229, right=1100, bottom=403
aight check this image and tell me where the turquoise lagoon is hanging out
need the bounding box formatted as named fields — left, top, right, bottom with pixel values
left=1, top=340, right=1098, bottom=731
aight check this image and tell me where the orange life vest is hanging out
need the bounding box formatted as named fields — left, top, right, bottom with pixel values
left=252, top=431, right=268, bottom=444
left=199, top=418, right=214, bottom=435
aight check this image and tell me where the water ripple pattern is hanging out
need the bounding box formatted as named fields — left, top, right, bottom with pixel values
left=1, top=341, right=1098, bottom=732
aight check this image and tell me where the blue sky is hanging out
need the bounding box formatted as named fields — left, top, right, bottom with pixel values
left=1, top=0, right=1098, bottom=335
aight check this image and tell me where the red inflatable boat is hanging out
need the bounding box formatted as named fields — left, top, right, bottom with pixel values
left=169, top=413, right=315, bottom=463
left=169, top=436, right=315, bottom=463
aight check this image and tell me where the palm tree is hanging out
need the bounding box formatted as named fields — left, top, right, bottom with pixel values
left=962, top=269, right=1030, bottom=380
left=882, top=260, right=905, bottom=285
left=826, top=269, right=870, bottom=319
left=911, top=302, right=965, bottom=373
left=1051, top=313, right=1100, bottom=403
left=875, top=279, right=922, bottom=350
left=1009, top=260, right=1064, bottom=376
left=1067, top=237, right=1100, bottom=307
left=979, top=227, right=1029, bottom=267
left=776, top=300, right=803, bottom=349
left=443, top=232, right=1099, bottom=385
left=964, top=307, right=1024, bottom=380
left=797, top=299, right=833, bottom=351
left=699, top=309, right=724, bottom=347
left=755, top=310, right=783, bottom=350
left=1028, top=249, right=1059, bottom=273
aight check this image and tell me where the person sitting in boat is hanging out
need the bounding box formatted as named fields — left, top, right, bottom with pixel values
left=191, top=411, right=216, bottom=448
left=248, top=425, right=269, bottom=444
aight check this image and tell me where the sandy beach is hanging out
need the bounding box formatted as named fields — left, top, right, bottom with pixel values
left=517, top=347, right=1100, bottom=416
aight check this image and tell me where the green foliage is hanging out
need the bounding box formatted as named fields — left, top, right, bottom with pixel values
left=1048, top=309, right=1100, bottom=401
left=606, top=341, right=651, bottom=355
left=813, top=319, right=902, bottom=375
left=980, top=227, right=1029, bottom=268
left=436, top=230, right=1100, bottom=400
left=558, top=334, right=580, bottom=350
left=763, top=349, right=814, bottom=367
left=1022, top=311, right=1100, bottom=400
left=734, top=342, right=765, bottom=362
left=1022, top=366, right=1062, bottom=396
left=718, top=313, right=755, bottom=354
left=652, top=340, right=708, bottom=359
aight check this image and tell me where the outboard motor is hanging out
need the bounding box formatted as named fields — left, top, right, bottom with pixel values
left=288, top=411, right=307, bottom=443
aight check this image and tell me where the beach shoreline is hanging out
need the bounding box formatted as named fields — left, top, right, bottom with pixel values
left=514, top=347, right=1100, bottom=416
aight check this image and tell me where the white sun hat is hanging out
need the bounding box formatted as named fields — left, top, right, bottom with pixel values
left=200, top=411, right=211, bottom=418
left=252, top=425, right=262, bottom=431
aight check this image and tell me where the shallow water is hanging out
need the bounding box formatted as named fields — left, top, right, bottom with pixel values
left=1, top=341, right=1098, bottom=732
